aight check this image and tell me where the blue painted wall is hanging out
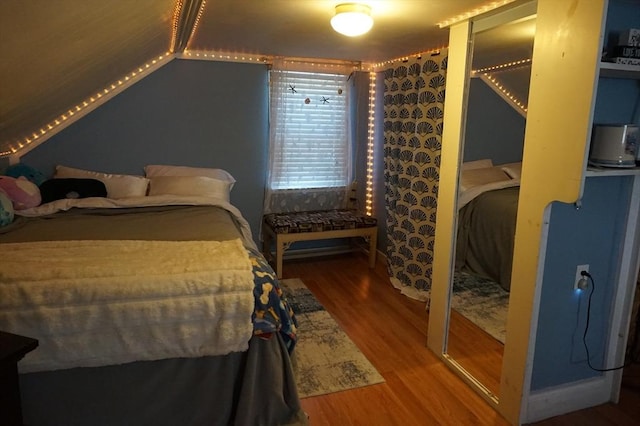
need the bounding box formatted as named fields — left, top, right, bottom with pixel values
left=530, top=0, right=640, bottom=392
left=21, top=59, right=269, bottom=244
left=464, top=77, right=526, bottom=165
left=531, top=176, right=632, bottom=390
left=19, top=60, right=381, bottom=249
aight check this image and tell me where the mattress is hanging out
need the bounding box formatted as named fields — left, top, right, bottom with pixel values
left=0, top=196, right=298, bottom=372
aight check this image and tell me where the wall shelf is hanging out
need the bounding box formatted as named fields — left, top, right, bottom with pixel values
left=586, top=165, right=640, bottom=177
left=586, top=63, right=640, bottom=178
left=599, top=62, right=640, bottom=79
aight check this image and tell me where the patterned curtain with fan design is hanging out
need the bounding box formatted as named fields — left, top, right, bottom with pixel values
left=383, top=51, right=448, bottom=303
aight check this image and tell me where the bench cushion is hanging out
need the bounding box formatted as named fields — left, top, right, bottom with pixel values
left=264, top=210, right=377, bottom=234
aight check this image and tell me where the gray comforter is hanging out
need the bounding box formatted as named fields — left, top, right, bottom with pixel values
left=455, top=186, right=519, bottom=291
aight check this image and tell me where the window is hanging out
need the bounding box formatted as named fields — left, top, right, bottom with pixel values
left=268, top=70, right=351, bottom=190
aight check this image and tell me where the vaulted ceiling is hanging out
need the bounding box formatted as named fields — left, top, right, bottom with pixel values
left=0, top=0, right=532, bottom=158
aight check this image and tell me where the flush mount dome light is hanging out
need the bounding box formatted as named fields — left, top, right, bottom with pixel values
left=331, top=3, right=373, bottom=37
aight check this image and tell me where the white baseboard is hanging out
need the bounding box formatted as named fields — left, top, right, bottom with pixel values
left=524, top=376, right=613, bottom=423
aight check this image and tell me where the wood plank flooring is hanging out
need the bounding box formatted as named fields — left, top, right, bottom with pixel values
left=281, top=251, right=640, bottom=426
left=283, top=252, right=509, bottom=425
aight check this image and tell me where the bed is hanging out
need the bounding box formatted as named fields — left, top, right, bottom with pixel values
left=454, top=162, right=521, bottom=292
left=0, top=165, right=307, bottom=426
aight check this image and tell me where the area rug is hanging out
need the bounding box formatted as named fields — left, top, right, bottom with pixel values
left=280, top=278, right=385, bottom=398
left=451, top=271, right=509, bottom=343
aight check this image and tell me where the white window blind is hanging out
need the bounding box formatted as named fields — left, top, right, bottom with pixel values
left=269, top=70, right=350, bottom=190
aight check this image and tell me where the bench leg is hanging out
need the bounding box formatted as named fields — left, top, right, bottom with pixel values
left=262, top=228, right=271, bottom=260
left=368, top=229, right=377, bottom=269
left=275, top=236, right=285, bottom=279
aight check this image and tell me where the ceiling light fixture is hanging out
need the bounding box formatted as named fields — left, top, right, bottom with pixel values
left=331, top=3, right=373, bottom=37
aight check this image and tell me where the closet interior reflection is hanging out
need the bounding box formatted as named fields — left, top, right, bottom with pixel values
left=445, top=9, right=536, bottom=400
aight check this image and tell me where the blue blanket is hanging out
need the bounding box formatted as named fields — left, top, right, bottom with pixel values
left=248, top=248, right=298, bottom=352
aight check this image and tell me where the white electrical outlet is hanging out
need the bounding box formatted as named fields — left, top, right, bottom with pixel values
left=574, top=264, right=590, bottom=290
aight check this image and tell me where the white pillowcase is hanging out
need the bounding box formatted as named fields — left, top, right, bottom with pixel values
left=148, top=176, right=231, bottom=202
left=54, top=165, right=149, bottom=199
left=500, top=162, right=523, bottom=180
left=144, top=165, right=236, bottom=189
left=459, top=166, right=511, bottom=192
left=461, top=159, right=493, bottom=171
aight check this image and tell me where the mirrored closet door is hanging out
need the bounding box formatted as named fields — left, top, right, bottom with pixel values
left=446, top=10, right=536, bottom=399
left=427, top=0, right=537, bottom=407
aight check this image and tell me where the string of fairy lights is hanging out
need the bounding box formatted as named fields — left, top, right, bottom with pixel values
left=473, top=58, right=532, bottom=114
left=1, top=53, right=172, bottom=158
left=3, top=0, right=528, bottom=219
left=181, top=51, right=269, bottom=63
left=369, top=46, right=447, bottom=71
left=474, top=58, right=531, bottom=74
left=186, top=0, right=207, bottom=47
left=481, top=74, right=528, bottom=113
left=366, top=72, right=376, bottom=217
left=169, top=0, right=184, bottom=52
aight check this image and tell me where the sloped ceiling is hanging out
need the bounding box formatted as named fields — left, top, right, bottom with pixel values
left=0, top=0, right=534, bottom=158
left=472, top=16, right=536, bottom=113
left=0, top=0, right=174, bottom=156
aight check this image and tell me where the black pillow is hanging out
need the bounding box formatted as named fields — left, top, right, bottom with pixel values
left=39, top=178, right=107, bottom=204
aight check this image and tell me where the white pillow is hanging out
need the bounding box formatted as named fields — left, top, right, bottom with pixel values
left=501, top=162, right=523, bottom=180
left=148, top=176, right=231, bottom=202
left=460, top=166, right=511, bottom=191
left=54, top=165, right=149, bottom=199
left=461, top=159, right=493, bottom=171
left=144, top=165, right=236, bottom=189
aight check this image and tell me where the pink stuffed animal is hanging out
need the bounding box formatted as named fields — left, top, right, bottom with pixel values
left=0, top=175, right=41, bottom=210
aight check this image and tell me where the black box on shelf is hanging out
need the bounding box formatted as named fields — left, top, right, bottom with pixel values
left=611, top=45, right=640, bottom=59
left=619, top=29, right=640, bottom=47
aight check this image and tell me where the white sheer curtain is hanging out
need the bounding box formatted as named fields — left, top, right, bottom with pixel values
left=264, top=59, right=357, bottom=214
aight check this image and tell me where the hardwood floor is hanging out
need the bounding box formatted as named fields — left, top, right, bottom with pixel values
left=282, top=251, right=640, bottom=426
left=447, top=309, right=504, bottom=397
left=283, top=251, right=509, bottom=425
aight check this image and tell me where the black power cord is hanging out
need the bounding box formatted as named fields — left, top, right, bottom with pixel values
left=580, top=271, right=631, bottom=372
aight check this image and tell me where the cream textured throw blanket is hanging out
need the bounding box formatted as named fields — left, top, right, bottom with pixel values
left=0, top=238, right=254, bottom=373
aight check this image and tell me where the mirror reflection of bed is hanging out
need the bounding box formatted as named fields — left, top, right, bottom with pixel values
left=446, top=13, right=535, bottom=399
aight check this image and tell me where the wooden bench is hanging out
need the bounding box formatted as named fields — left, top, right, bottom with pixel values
left=262, top=209, right=378, bottom=278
